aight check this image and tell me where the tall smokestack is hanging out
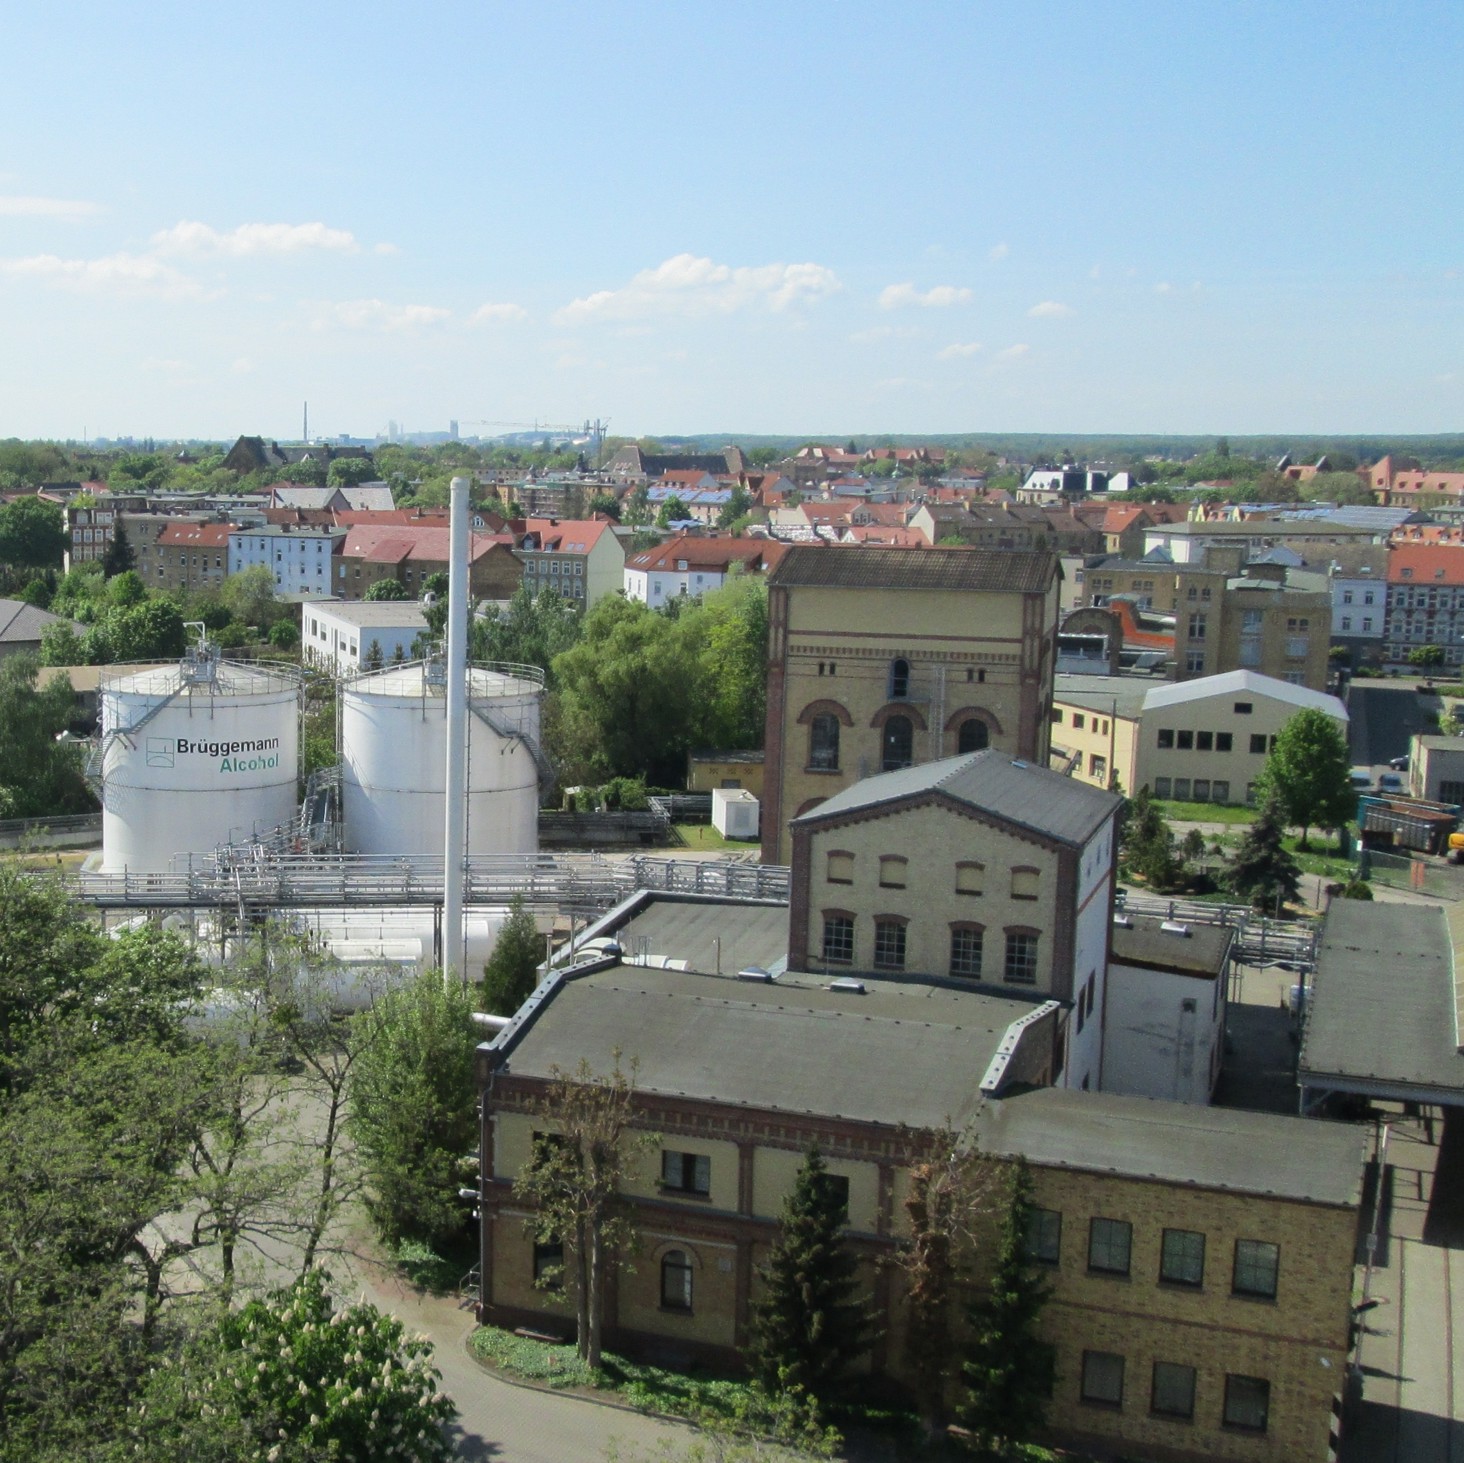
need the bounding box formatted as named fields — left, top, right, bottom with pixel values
left=443, top=475, right=470, bottom=978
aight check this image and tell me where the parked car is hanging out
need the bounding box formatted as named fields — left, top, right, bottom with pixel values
left=1389, top=755, right=1409, bottom=771
left=1378, top=771, right=1405, bottom=795
left=1349, top=768, right=1373, bottom=792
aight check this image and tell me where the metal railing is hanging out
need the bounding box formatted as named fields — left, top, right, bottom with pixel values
left=0, top=811, right=103, bottom=848
left=1115, top=889, right=1319, bottom=967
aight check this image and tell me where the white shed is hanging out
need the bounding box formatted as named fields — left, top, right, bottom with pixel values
left=712, top=787, right=760, bottom=840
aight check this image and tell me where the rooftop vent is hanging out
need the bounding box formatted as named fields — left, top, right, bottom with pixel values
left=1160, top=921, right=1191, bottom=937
left=1113, top=914, right=1133, bottom=928
left=828, top=978, right=866, bottom=995
left=736, top=966, right=774, bottom=983
left=1010, top=758, right=1028, bottom=770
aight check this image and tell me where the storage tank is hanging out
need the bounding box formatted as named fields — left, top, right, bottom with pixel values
left=99, top=655, right=301, bottom=873
left=341, top=660, right=544, bottom=857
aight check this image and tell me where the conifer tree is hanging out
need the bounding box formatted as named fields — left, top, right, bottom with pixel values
left=1226, top=794, right=1302, bottom=913
left=960, top=1158, right=1054, bottom=1455
left=480, top=895, right=544, bottom=1015
left=746, top=1146, right=874, bottom=1400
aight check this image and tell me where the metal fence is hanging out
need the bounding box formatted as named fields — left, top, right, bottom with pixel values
left=0, top=812, right=102, bottom=849
left=1115, top=889, right=1319, bottom=967
left=1357, top=848, right=1464, bottom=902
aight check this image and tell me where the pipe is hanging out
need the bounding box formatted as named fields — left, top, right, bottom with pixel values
left=471, top=1012, right=511, bottom=1031
left=443, top=476, right=470, bottom=980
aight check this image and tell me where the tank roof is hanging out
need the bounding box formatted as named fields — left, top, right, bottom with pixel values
left=345, top=660, right=544, bottom=699
left=101, top=659, right=300, bottom=697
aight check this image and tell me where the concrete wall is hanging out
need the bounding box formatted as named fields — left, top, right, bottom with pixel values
left=1103, top=960, right=1225, bottom=1104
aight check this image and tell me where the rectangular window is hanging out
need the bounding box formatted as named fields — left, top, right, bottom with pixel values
left=661, top=1150, right=711, bottom=1196
left=1176, top=730, right=1194, bottom=750
left=1233, top=1239, right=1279, bottom=1298
left=1081, top=1350, right=1125, bottom=1408
left=1341, top=616, right=1352, bottom=631
left=1089, top=754, right=1106, bottom=780
left=1215, top=732, right=1233, bottom=752
left=1003, top=931, right=1039, bottom=985
left=1011, top=867, right=1040, bottom=899
left=1185, top=650, right=1206, bottom=674
left=1193, top=778, right=1210, bottom=801
left=1213, top=780, right=1230, bottom=802
left=1157, top=728, right=1174, bottom=749
left=822, top=915, right=854, bottom=965
left=955, top=861, right=984, bottom=895
left=1196, top=731, right=1213, bottom=751
left=1249, top=733, right=1268, bottom=755
left=1026, top=1208, right=1062, bottom=1265
left=1088, top=1217, right=1132, bottom=1276
left=1233, top=701, right=1252, bottom=714
left=826, top=851, right=854, bottom=884
left=1160, top=1228, right=1206, bottom=1287
left=1223, top=1374, right=1270, bottom=1432
left=1073, top=713, right=1085, bottom=730
left=1188, top=612, right=1206, bottom=639
left=815, top=1172, right=850, bottom=1222
left=873, top=919, right=906, bottom=970
left=533, top=1238, right=564, bottom=1288
left=949, top=926, right=983, bottom=979
left=1173, top=777, right=1191, bottom=800
left=1151, top=1361, right=1197, bottom=1420
left=878, top=855, right=907, bottom=888
left=1153, top=777, right=1172, bottom=798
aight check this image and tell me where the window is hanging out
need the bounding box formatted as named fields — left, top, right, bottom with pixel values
left=1157, top=728, right=1174, bottom=749
left=1153, top=777, right=1172, bottom=798
left=878, top=855, right=907, bottom=888
left=1176, top=730, right=1194, bottom=750
left=1215, top=732, right=1232, bottom=752
left=1185, top=650, right=1206, bottom=674
left=533, top=1238, right=564, bottom=1288
left=1160, top=1228, right=1206, bottom=1287
left=1249, top=733, right=1267, bottom=755
left=957, top=718, right=989, bottom=753
left=815, top=1172, right=850, bottom=1222
left=1026, top=1207, right=1061, bottom=1265
left=873, top=918, right=907, bottom=970
left=822, top=914, right=854, bottom=965
left=1233, top=1239, right=1279, bottom=1298
left=949, top=925, right=983, bottom=979
left=1223, top=1374, right=1270, bottom=1432
left=1233, top=701, right=1252, bottom=714
left=809, top=714, right=840, bottom=771
left=1089, top=754, right=1106, bottom=780
left=1341, top=616, right=1353, bottom=631
left=1192, top=778, right=1209, bottom=800
left=882, top=714, right=914, bottom=771
left=1187, top=612, right=1206, bottom=639
left=661, top=1151, right=711, bottom=1196
left=660, top=1250, right=694, bottom=1311
left=1073, top=713, right=1085, bottom=730
left=1212, top=779, right=1230, bottom=802
left=1151, top=1361, right=1196, bottom=1420
left=1173, top=778, right=1191, bottom=800
left=1011, top=867, right=1039, bottom=899
left=826, top=851, right=854, bottom=884
left=955, top=861, right=984, bottom=895
left=889, top=657, right=911, bottom=699
left=1081, top=1350, right=1125, bottom=1408
left=1003, top=930, right=1039, bottom=985
left=1088, top=1217, right=1132, bottom=1276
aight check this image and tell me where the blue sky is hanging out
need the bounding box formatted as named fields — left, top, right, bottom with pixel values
left=3, top=1, right=1461, bottom=441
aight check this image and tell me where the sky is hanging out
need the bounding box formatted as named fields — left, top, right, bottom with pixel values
left=3, top=1, right=1462, bottom=442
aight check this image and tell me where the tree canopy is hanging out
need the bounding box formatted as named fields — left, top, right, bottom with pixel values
left=1257, top=708, right=1355, bottom=849
left=0, top=652, right=94, bottom=818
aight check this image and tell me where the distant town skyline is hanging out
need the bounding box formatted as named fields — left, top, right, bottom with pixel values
left=4, top=2, right=1461, bottom=442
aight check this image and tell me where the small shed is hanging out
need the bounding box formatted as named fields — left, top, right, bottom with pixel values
left=712, top=787, right=760, bottom=840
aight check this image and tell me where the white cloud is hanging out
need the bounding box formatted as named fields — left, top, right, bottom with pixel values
left=554, top=253, right=841, bottom=325
left=938, top=341, right=983, bottom=359
left=996, top=343, right=1030, bottom=361
left=988, top=242, right=1009, bottom=262
left=152, top=220, right=360, bottom=256
left=1028, top=300, right=1073, bottom=318
left=0, top=251, right=206, bottom=299
left=374, top=242, right=400, bottom=256
left=469, top=301, right=529, bottom=325
left=879, top=281, right=974, bottom=310
left=0, top=195, right=101, bottom=219
left=314, top=298, right=450, bottom=330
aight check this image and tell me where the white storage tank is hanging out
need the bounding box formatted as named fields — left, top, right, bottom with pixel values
left=99, top=657, right=301, bottom=873
left=341, top=660, right=544, bottom=857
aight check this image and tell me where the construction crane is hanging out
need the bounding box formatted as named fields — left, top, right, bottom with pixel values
left=457, top=418, right=611, bottom=468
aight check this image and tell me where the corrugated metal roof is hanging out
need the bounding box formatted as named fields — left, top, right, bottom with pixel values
left=1141, top=669, right=1348, bottom=720
left=792, top=750, right=1120, bottom=846
left=767, top=544, right=1056, bottom=594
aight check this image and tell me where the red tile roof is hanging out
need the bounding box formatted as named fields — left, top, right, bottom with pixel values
left=522, top=517, right=615, bottom=554
left=339, top=525, right=512, bottom=564
left=624, top=535, right=789, bottom=574
left=1387, top=544, right=1464, bottom=585
left=158, top=522, right=236, bottom=547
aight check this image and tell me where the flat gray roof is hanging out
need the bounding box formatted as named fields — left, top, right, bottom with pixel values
left=610, top=898, right=791, bottom=978
left=978, top=1086, right=1365, bottom=1208
left=1053, top=673, right=1151, bottom=718
left=309, top=601, right=428, bottom=628
left=1300, top=902, right=1464, bottom=1105
left=794, top=749, right=1121, bottom=847
left=1111, top=916, right=1233, bottom=978
left=499, top=963, right=1042, bottom=1130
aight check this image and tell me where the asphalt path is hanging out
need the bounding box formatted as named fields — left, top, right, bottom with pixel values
left=1346, top=680, right=1445, bottom=768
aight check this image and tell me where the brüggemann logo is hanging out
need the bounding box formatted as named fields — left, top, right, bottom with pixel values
left=151, top=735, right=282, bottom=774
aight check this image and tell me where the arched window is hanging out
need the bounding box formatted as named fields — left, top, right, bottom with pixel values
left=809, top=714, right=840, bottom=771
left=882, top=714, right=914, bottom=772
left=889, top=657, right=911, bottom=699
left=957, top=718, right=990, bottom=754
left=661, top=1249, right=693, bottom=1311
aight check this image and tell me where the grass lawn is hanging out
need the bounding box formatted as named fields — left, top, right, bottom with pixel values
left=1152, top=800, right=1257, bottom=825
left=672, top=823, right=754, bottom=852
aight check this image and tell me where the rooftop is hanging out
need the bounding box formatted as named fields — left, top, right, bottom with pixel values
left=1300, top=901, right=1464, bottom=1105
left=1110, top=914, right=1234, bottom=979
left=767, top=543, right=1056, bottom=594
left=310, top=600, right=429, bottom=628
left=978, top=1087, right=1364, bottom=1208
left=1142, top=669, right=1348, bottom=720
left=793, top=749, right=1120, bottom=847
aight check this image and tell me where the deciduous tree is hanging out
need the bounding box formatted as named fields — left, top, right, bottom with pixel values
left=1257, top=707, right=1355, bottom=850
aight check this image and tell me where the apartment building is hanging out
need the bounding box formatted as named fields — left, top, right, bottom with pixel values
left=761, top=545, right=1059, bottom=864
left=622, top=535, right=787, bottom=605
left=1384, top=544, right=1464, bottom=668
left=516, top=517, right=626, bottom=609
left=229, top=523, right=345, bottom=598
left=334, top=525, right=522, bottom=602
left=302, top=600, right=428, bottom=675
left=146, top=521, right=235, bottom=594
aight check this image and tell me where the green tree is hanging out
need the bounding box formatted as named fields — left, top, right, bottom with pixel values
left=694, top=575, right=769, bottom=749
left=219, top=564, right=279, bottom=630
left=1123, top=786, right=1178, bottom=889
left=1408, top=644, right=1445, bottom=671
left=364, top=577, right=412, bottom=601
left=480, top=895, right=542, bottom=1015
left=0, top=653, right=93, bottom=818
left=587, top=491, right=622, bottom=520
left=1225, top=795, right=1302, bottom=913
left=38, top=620, right=85, bottom=666
left=746, top=1146, right=875, bottom=1401
left=98, top=598, right=187, bottom=662
left=138, top=1268, right=456, bottom=1463
left=349, top=970, right=479, bottom=1246
left=472, top=586, right=581, bottom=682
left=716, top=484, right=752, bottom=529
left=268, top=618, right=300, bottom=650
left=101, top=519, right=137, bottom=577
left=1257, top=708, right=1355, bottom=850
left=513, top=1055, right=657, bottom=1367
left=655, top=494, right=690, bottom=527
left=0, top=496, right=67, bottom=569
left=326, top=454, right=380, bottom=487
left=623, top=483, right=652, bottom=526
left=959, top=1159, right=1054, bottom=1456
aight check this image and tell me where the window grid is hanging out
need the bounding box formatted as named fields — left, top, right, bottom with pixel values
left=1223, top=1374, right=1270, bottom=1432
left=949, top=926, right=984, bottom=979
left=1080, top=1350, right=1125, bottom=1408
left=660, top=1250, right=694, bottom=1311
left=1233, top=1239, right=1279, bottom=1298
left=1004, top=931, right=1039, bottom=985
left=1088, top=1217, right=1133, bottom=1276
left=1159, top=1228, right=1206, bottom=1287
left=1151, top=1361, right=1196, bottom=1420
left=661, top=1150, right=711, bottom=1196
left=873, top=919, right=907, bottom=970
left=822, top=915, right=854, bottom=965
left=1025, top=1207, right=1061, bottom=1265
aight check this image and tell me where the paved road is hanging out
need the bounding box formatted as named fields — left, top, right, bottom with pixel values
left=1346, top=680, right=1442, bottom=768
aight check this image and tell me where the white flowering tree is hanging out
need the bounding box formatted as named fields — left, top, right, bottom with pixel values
left=139, top=1269, right=457, bottom=1462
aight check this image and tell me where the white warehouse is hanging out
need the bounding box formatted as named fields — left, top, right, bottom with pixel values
left=305, top=600, right=429, bottom=676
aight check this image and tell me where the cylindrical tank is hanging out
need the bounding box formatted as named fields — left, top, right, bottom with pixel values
left=99, top=660, right=301, bottom=873
left=341, top=661, right=543, bottom=857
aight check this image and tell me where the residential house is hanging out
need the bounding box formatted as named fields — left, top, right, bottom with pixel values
left=760, top=545, right=1060, bottom=863
left=603, top=446, right=746, bottom=483
left=334, top=525, right=522, bottom=602
left=622, top=535, right=788, bottom=605
left=264, top=482, right=394, bottom=513
left=148, top=522, right=235, bottom=594
left=1368, top=455, right=1464, bottom=508
left=1384, top=544, right=1464, bottom=669
left=0, top=600, right=83, bottom=659
left=229, top=523, right=345, bottom=598
left=787, top=750, right=1120, bottom=1092
left=516, top=517, right=625, bottom=609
